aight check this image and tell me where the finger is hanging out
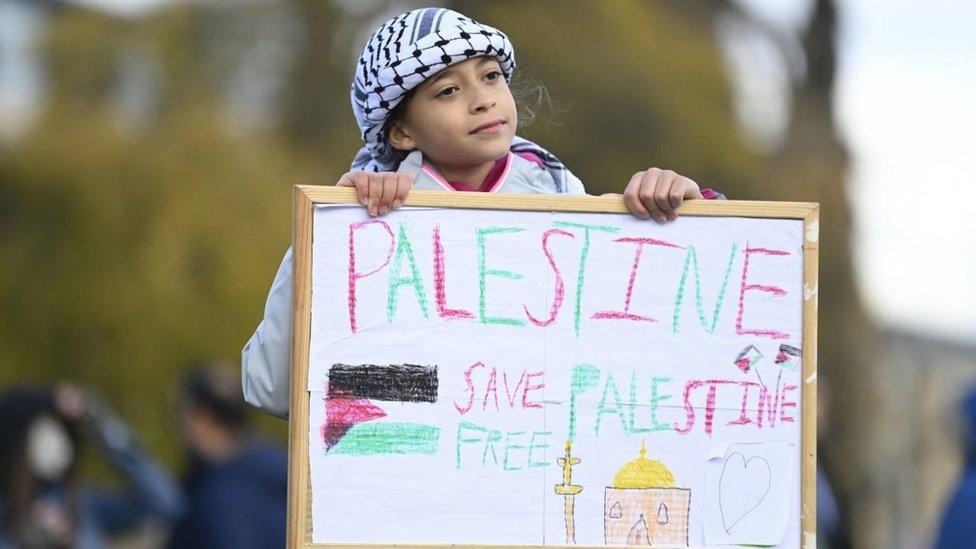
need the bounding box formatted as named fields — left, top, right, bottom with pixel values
left=623, top=171, right=650, bottom=220
left=639, top=169, right=667, bottom=224
left=337, top=172, right=364, bottom=206
left=393, top=172, right=414, bottom=210
left=377, top=173, right=397, bottom=215
left=684, top=177, right=703, bottom=199
left=653, top=170, right=676, bottom=217
left=336, top=172, right=353, bottom=186
left=367, top=174, right=383, bottom=216
left=353, top=172, right=369, bottom=206
left=344, top=172, right=369, bottom=206
left=355, top=173, right=371, bottom=206
left=667, top=176, right=692, bottom=221
left=669, top=177, right=687, bottom=209
left=661, top=174, right=682, bottom=221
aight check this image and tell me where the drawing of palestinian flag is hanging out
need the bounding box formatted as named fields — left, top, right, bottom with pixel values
left=322, top=364, right=439, bottom=456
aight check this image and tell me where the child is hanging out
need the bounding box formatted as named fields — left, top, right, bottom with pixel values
left=242, top=7, right=722, bottom=418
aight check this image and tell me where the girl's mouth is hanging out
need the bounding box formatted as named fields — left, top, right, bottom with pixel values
left=470, top=120, right=506, bottom=134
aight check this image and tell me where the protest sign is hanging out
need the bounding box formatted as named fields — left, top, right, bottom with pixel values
left=287, top=187, right=818, bottom=548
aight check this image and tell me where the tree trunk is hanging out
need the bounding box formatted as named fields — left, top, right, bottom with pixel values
left=761, top=1, right=888, bottom=547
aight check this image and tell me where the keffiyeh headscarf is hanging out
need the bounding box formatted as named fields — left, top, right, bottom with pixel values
left=350, top=7, right=576, bottom=192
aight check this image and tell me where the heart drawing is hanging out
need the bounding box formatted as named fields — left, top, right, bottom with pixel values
left=718, top=452, right=772, bottom=534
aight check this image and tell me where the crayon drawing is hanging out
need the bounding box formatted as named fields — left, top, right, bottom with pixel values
left=322, top=363, right=441, bottom=455
left=718, top=452, right=772, bottom=534
left=553, top=441, right=583, bottom=544
left=603, top=443, right=690, bottom=546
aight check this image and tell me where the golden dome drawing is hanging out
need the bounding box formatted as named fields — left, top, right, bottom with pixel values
left=604, top=442, right=690, bottom=546
left=612, top=442, right=676, bottom=489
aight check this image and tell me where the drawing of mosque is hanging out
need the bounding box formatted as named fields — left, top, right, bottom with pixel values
left=604, top=443, right=690, bottom=546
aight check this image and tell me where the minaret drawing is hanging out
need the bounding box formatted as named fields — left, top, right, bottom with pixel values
left=554, top=440, right=583, bottom=544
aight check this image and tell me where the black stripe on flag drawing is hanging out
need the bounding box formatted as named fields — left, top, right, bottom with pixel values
left=323, top=364, right=440, bottom=455
left=327, top=363, right=438, bottom=402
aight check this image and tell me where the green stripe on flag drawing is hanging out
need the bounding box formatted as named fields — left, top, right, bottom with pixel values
left=329, top=422, right=440, bottom=456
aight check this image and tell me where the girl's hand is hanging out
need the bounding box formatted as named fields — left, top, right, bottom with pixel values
left=622, top=168, right=702, bottom=223
left=337, top=171, right=415, bottom=217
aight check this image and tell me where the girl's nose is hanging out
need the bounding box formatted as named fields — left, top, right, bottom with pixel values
left=471, top=93, right=496, bottom=114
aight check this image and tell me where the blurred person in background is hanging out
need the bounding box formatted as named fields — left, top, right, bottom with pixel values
left=817, top=380, right=850, bottom=549
left=933, top=386, right=976, bottom=548
left=168, top=363, right=286, bottom=549
left=0, top=385, right=183, bottom=549
left=817, top=466, right=846, bottom=549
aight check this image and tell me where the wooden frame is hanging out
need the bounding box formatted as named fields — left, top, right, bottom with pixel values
left=288, top=186, right=819, bottom=549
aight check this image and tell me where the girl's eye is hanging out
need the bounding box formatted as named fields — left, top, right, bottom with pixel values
left=436, top=86, right=458, bottom=98
left=484, top=70, right=502, bottom=82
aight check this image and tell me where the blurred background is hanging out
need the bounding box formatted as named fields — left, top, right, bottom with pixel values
left=0, top=0, right=973, bottom=547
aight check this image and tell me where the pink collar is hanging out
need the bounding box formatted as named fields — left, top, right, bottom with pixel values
left=421, top=152, right=513, bottom=193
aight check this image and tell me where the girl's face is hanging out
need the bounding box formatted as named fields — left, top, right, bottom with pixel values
left=389, top=56, right=517, bottom=170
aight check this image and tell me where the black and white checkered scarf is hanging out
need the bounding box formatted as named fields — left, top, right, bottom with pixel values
left=350, top=7, right=577, bottom=192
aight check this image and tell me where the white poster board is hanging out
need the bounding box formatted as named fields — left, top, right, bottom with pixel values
left=288, top=188, right=818, bottom=549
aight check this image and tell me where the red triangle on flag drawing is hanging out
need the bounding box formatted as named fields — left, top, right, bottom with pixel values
left=322, top=396, right=387, bottom=451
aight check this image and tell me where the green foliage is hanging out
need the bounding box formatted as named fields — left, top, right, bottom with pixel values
left=0, top=5, right=332, bottom=464
left=457, top=0, right=759, bottom=194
